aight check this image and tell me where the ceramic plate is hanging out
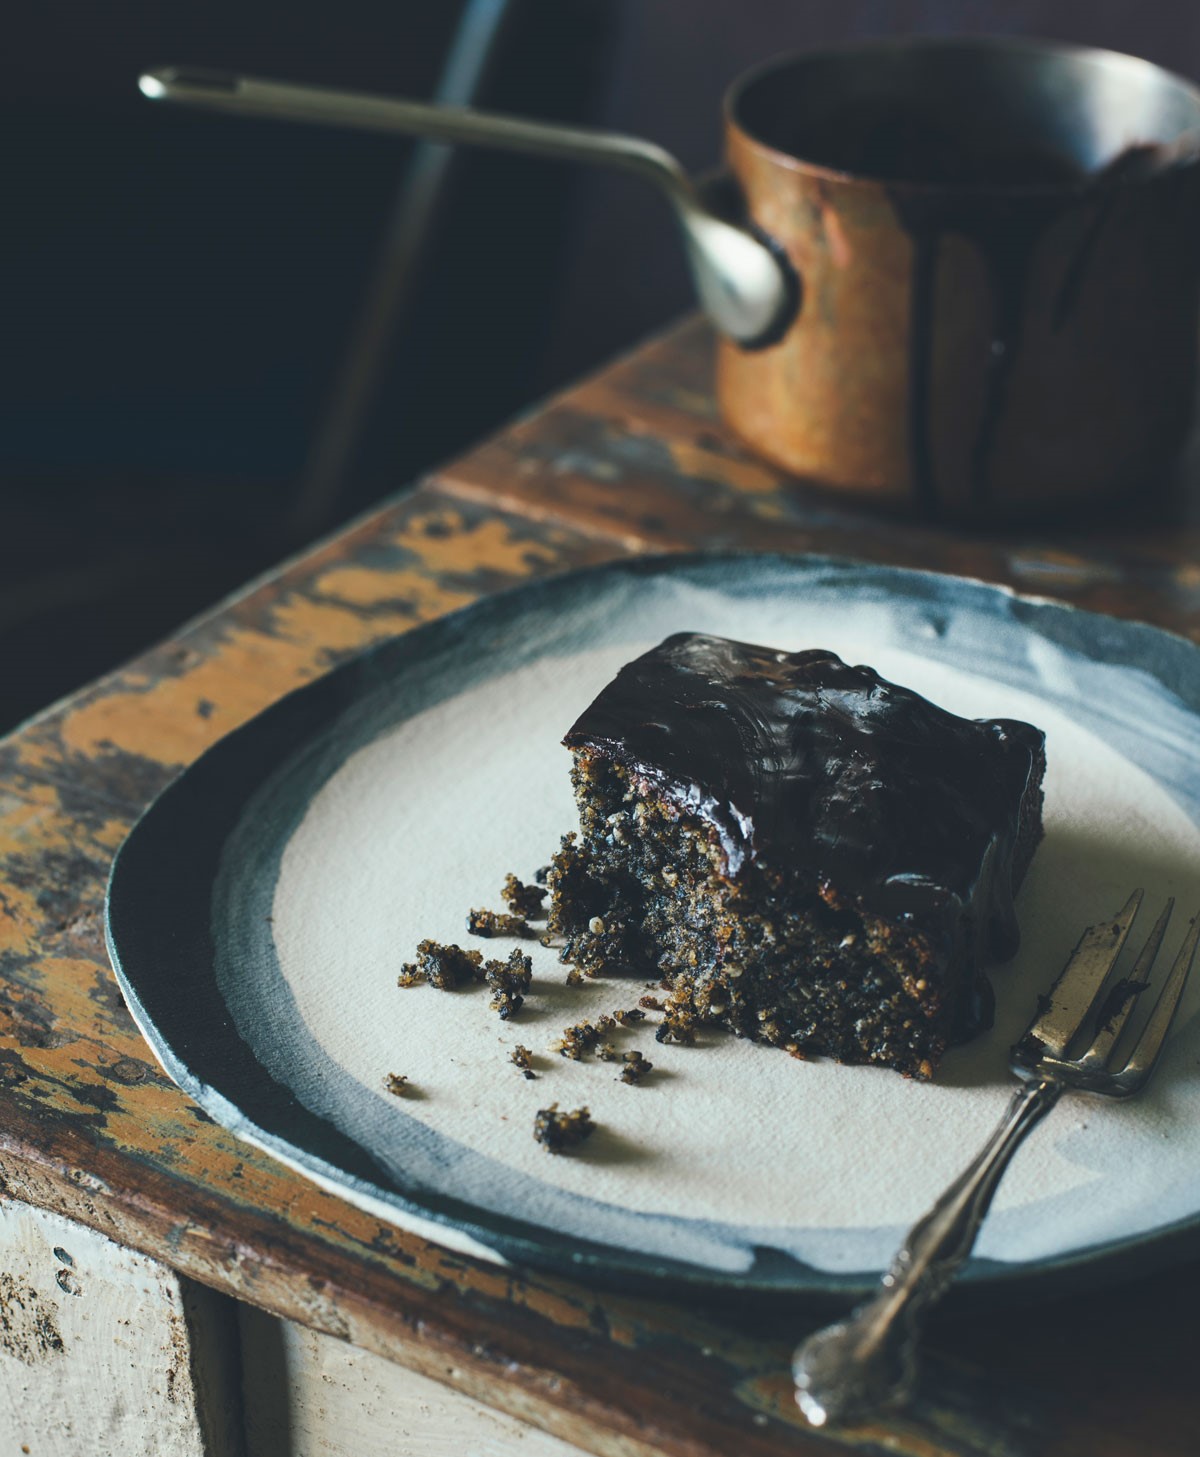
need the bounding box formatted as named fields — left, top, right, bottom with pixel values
left=106, top=554, right=1200, bottom=1299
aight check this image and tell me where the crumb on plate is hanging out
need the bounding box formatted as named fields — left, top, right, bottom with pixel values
left=398, top=940, right=483, bottom=990
left=502, top=873, right=546, bottom=920
left=468, top=908, right=535, bottom=939
left=533, top=1103, right=595, bottom=1153
left=484, top=949, right=533, bottom=1018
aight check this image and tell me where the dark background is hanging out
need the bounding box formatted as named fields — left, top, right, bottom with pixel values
left=5, top=1, right=1200, bottom=730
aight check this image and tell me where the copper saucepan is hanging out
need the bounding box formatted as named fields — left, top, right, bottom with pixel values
left=142, top=40, right=1200, bottom=521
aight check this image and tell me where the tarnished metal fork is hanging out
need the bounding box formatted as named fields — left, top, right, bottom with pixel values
left=792, top=890, right=1200, bottom=1429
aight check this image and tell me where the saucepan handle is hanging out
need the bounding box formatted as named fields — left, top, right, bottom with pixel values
left=139, top=68, right=794, bottom=346
left=141, top=68, right=694, bottom=202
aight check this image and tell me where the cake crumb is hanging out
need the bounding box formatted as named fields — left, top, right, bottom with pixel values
left=619, top=1051, right=654, bottom=1084
left=502, top=873, right=546, bottom=920
left=553, top=1021, right=604, bottom=1060
left=399, top=940, right=482, bottom=990
left=484, top=949, right=533, bottom=1019
left=613, top=1008, right=646, bottom=1026
left=510, top=1044, right=535, bottom=1077
left=656, top=1012, right=697, bottom=1046
left=533, top=1104, right=595, bottom=1154
left=468, top=908, right=535, bottom=939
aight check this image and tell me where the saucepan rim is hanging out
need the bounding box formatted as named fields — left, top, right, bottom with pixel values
left=723, top=34, right=1200, bottom=196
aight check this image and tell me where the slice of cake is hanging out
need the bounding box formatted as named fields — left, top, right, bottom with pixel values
left=546, top=633, right=1045, bottom=1079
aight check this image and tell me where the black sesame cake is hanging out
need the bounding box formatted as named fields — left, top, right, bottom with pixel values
left=545, top=633, right=1045, bottom=1079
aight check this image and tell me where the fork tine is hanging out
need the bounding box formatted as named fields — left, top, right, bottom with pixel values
left=1118, top=911, right=1200, bottom=1090
left=1018, top=889, right=1144, bottom=1061
left=1083, top=898, right=1172, bottom=1067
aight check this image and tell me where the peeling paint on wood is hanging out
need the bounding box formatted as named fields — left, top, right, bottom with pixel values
left=432, top=317, right=1200, bottom=643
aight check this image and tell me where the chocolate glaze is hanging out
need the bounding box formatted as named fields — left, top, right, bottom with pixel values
left=565, top=633, right=1044, bottom=982
left=886, top=143, right=1166, bottom=511
left=888, top=168, right=1080, bottom=512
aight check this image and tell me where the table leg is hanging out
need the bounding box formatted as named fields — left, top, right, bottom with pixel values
left=0, top=1196, right=242, bottom=1455
left=238, top=1306, right=590, bottom=1457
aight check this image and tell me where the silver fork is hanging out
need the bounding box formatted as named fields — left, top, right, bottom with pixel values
left=792, top=889, right=1200, bottom=1428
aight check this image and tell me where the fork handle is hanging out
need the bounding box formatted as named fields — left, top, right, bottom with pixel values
left=792, top=1078, right=1061, bottom=1427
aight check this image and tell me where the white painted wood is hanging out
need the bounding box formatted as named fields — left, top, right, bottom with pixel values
left=0, top=1194, right=592, bottom=1456
left=0, top=1196, right=242, bottom=1457
left=239, top=1307, right=589, bottom=1457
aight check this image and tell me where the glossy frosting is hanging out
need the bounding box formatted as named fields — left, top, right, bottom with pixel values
left=564, top=633, right=1044, bottom=960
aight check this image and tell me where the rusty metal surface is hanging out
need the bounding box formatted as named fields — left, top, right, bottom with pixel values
left=3, top=341, right=1200, bottom=1456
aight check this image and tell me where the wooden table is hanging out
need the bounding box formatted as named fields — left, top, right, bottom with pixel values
left=3, top=316, right=1199, bottom=1456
